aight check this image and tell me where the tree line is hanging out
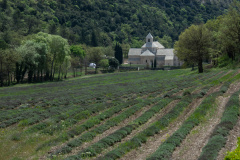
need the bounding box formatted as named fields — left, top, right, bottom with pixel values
left=0, top=31, right=124, bottom=87
left=0, top=32, right=71, bottom=86
left=175, top=0, right=240, bottom=73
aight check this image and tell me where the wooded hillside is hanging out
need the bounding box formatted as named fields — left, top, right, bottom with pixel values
left=0, top=0, right=229, bottom=47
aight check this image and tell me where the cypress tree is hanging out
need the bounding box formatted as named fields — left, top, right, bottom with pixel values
left=91, top=30, right=98, bottom=47
left=114, top=42, right=123, bottom=64
left=119, top=44, right=123, bottom=64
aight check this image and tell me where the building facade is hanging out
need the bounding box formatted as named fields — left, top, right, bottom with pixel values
left=128, top=33, right=183, bottom=67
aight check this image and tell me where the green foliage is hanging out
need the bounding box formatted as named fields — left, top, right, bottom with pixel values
left=114, top=42, right=123, bottom=64
left=0, top=0, right=226, bottom=48
left=11, top=133, right=22, bottom=141
left=109, top=58, right=119, bottom=70
left=70, top=45, right=85, bottom=58
left=174, top=24, right=212, bottom=73
left=225, top=137, right=240, bottom=160
left=99, top=59, right=109, bottom=70
left=183, top=90, right=191, bottom=96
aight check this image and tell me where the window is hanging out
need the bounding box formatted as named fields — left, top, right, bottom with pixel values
left=148, top=39, right=150, bottom=42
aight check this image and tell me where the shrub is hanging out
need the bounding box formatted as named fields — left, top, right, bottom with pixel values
left=183, top=90, right=191, bottom=96
left=109, top=58, right=119, bottom=70
left=11, top=133, right=22, bottom=141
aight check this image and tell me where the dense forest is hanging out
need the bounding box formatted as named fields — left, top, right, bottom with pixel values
left=0, top=0, right=230, bottom=47
left=0, top=0, right=234, bottom=86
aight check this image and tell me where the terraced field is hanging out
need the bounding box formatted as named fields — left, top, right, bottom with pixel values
left=1, top=69, right=240, bottom=160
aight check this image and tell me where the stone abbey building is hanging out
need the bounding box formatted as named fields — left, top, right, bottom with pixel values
left=128, top=33, right=183, bottom=67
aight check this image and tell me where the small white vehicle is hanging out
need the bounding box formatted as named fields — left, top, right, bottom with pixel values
left=89, top=63, right=96, bottom=68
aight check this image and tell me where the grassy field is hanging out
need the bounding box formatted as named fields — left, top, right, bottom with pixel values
left=0, top=68, right=240, bottom=160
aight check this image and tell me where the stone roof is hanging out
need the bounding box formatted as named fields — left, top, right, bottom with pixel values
left=141, top=41, right=165, bottom=49
left=140, top=50, right=155, bottom=56
left=141, top=42, right=158, bottom=48
left=157, top=49, right=174, bottom=60
left=153, top=41, right=165, bottom=49
left=128, top=48, right=142, bottom=56
left=156, top=49, right=174, bottom=56
left=146, top=33, right=153, bottom=39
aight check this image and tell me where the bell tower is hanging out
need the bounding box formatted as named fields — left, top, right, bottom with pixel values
left=146, top=33, right=153, bottom=43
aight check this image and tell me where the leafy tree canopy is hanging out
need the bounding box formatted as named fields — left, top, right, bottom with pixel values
left=0, top=0, right=229, bottom=48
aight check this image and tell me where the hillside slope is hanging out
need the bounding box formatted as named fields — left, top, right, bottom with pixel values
left=0, top=0, right=230, bottom=47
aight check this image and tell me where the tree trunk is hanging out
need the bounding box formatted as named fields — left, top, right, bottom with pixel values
left=33, top=72, right=36, bottom=83
left=41, top=70, right=43, bottom=82
left=50, top=56, right=55, bottom=80
left=16, top=62, right=20, bottom=83
left=0, top=60, right=3, bottom=87
left=80, top=60, right=83, bottom=75
left=85, top=60, right=87, bottom=75
left=52, top=65, right=56, bottom=81
left=191, top=63, right=195, bottom=71
left=37, top=67, right=40, bottom=82
left=72, top=67, right=75, bottom=77
left=198, top=59, right=203, bottom=73
left=65, top=69, right=67, bottom=79
left=21, top=65, right=27, bottom=83
left=58, top=65, right=61, bottom=80
left=28, top=69, right=33, bottom=83
left=45, top=70, right=49, bottom=81
left=7, top=71, right=10, bottom=86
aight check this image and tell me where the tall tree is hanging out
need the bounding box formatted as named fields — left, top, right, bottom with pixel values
left=174, top=24, right=212, bottom=73
left=15, top=40, right=41, bottom=83
left=217, top=1, right=240, bottom=61
left=49, top=35, right=70, bottom=80
left=87, top=47, right=103, bottom=73
left=70, top=45, right=85, bottom=75
left=114, top=42, right=123, bottom=64
left=91, top=30, right=98, bottom=47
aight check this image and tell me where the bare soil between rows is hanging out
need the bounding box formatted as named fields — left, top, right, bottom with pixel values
left=114, top=85, right=220, bottom=160
left=172, top=82, right=240, bottom=160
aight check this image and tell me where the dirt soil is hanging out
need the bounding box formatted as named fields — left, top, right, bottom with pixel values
left=217, top=96, right=240, bottom=160
left=116, top=85, right=221, bottom=160
left=65, top=100, right=157, bottom=158
left=171, top=82, right=240, bottom=160
left=94, top=100, right=180, bottom=160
